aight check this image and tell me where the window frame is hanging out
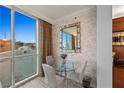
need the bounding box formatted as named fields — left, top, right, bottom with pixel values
left=0, top=5, right=39, bottom=88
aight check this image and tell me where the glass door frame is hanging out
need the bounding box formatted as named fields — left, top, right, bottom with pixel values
left=3, top=5, right=39, bottom=88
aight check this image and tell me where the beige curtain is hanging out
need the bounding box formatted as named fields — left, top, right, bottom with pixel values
left=41, top=20, right=53, bottom=64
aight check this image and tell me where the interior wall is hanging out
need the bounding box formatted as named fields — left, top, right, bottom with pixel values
left=112, top=5, right=124, bottom=19
left=52, top=6, right=97, bottom=87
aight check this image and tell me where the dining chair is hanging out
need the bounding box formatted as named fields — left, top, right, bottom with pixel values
left=67, top=61, right=88, bottom=87
left=46, top=56, right=55, bottom=66
left=42, top=64, right=66, bottom=88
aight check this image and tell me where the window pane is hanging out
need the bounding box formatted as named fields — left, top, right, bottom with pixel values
left=14, top=11, right=37, bottom=83
left=0, top=58, right=12, bottom=87
left=63, top=32, right=67, bottom=49
left=15, top=55, right=36, bottom=83
left=14, top=11, right=36, bottom=56
left=0, top=5, right=12, bottom=88
left=67, top=34, right=72, bottom=49
left=0, top=6, right=11, bottom=54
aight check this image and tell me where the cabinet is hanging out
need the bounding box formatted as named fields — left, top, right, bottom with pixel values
left=113, top=17, right=124, bottom=32
left=113, top=17, right=124, bottom=60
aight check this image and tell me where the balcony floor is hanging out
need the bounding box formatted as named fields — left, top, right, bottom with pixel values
left=18, top=77, right=48, bottom=88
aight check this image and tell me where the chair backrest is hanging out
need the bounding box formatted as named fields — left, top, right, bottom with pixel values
left=0, top=81, right=2, bottom=88
left=42, top=64, right=57, bottom=88
left=76, top=61, right=88, bottom=83
left=46, top=56, right=54, bottom=66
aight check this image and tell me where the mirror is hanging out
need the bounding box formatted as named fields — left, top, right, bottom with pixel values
left=60, top=22, right=81, bottom=53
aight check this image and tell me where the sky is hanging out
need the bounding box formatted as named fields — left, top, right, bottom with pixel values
left=0, top=5, right=36, bottom=43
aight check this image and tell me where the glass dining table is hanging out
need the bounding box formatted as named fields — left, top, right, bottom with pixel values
left=54, top=59, right=77, bottom=87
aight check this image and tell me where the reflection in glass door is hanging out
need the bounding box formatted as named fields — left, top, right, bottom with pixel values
left=0, top=6, right=12, bottom=87
left=14, top=11, right=37, bottom=83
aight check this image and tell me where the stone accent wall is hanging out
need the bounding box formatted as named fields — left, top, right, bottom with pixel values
left=52, top=6, right=97, bottom=87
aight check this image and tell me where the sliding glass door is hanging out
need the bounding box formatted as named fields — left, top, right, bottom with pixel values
left=0, top=5, right=38, bottom=87
left=14, top=11, right=37, bottom=83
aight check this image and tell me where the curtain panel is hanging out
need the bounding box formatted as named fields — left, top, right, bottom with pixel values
left=41, top=20, right=53, bottom=64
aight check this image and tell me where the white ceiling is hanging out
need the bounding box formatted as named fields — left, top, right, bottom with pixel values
left=16, top=5, right=93, bottom=23
left=113, top=5, right=124, bottom=19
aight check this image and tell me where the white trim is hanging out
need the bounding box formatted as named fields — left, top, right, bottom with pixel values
left=36, top=19, right=39, bottom=75
left=11, top=7, right=15, bottom=87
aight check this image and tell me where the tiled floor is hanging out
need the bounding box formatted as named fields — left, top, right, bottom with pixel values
left=18, top=76, right=82, bottom=88
left=18, top=77, right=48, bottom=88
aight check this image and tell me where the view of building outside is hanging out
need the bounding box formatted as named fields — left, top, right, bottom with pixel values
left=0, top=40, right=11, bottom=52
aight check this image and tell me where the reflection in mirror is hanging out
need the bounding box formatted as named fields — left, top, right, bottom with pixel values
left=60, top=22, right=81, bottom=53
left=61, top=26, right=76, bottom=50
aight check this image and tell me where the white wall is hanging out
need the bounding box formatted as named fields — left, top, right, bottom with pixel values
left=97, top=5, right=112, bottom=88
left=52, top=6, right=97, bottom=87
left=112, top=5, right=124, bottom=19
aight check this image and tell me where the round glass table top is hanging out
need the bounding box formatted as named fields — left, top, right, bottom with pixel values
left=54, top=60, right=77, bottom=74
